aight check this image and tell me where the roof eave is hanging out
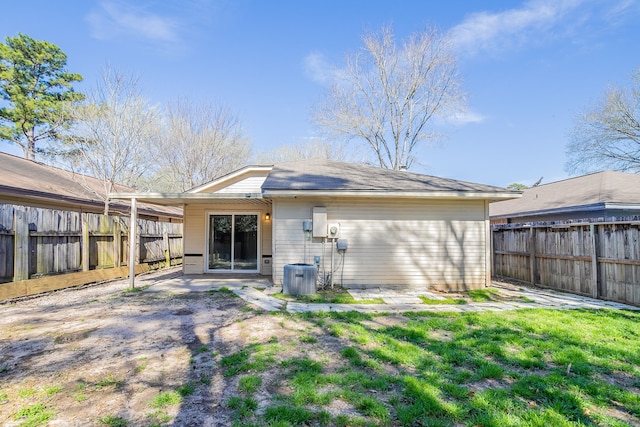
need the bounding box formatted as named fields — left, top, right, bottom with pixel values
left=491, top=201, right=640, bottom=220
left=491, top=203, right=606, bottom=220
left=110, top=192, right=265, bottom=206
left=0, top=186, right=182, bottom=217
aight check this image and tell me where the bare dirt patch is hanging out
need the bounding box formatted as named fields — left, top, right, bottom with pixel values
left=0, top=269, right=335, bottom=426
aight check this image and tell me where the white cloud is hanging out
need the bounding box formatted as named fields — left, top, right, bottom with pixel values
left=448, top=110, right=486, bottom=125
left=303, top=52, right=333, bottom=85
left=448, top=0, right=585, bottom=56
left=434, top=108, right=486, bottom=127
left=86, top=1, right=180, bottom=43
left=603, top=0, right=638, bottom=23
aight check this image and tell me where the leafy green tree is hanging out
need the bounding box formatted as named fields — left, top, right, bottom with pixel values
left=507, top=183, right=528, bottom=190
left=0, top=33, right=84, bottom=160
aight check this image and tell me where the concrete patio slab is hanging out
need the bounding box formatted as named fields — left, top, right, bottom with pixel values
left=143, top=274, right=273, bottom=293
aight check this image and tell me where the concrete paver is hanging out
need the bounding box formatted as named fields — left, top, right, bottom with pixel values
left=233, top=288, right=285, bottom=311
left=349, top=288, right=445, bottom=302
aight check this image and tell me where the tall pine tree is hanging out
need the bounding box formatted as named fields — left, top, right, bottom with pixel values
left=0, top=33, right=84, bottom=160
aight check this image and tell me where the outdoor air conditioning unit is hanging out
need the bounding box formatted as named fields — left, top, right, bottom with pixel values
left=283, top=263, right=317, bottom=295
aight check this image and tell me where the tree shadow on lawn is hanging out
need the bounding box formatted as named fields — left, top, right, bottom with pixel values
left=273, top=308, right=640, bottom=426
left=0, top=287, right=261, bottom=426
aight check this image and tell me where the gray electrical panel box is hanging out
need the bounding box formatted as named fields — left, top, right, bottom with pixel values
left=312, top=207, right=327, bottom=237
left=302, top=220, right=313, bottom=232
left=337, top=239, right=348, bottom=251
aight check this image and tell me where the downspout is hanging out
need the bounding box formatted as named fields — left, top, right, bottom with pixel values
left=129, top=197, right=137, bottom=289
left=485, top=200, right=491, bottom=287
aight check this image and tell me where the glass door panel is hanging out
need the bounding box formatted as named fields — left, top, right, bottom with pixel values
left=209, top=215, right=232, bottom=270
left=234, top=215, right=258, bottom=270
left=208, top=214, right=258, bottom=272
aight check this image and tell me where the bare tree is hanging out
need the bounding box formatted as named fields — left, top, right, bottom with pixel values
left=254, top=137, right=355, bottom=164
left=153, top=99, right=250, bottom=192
left=566, top=69, right=640, bottom=174
left=66, top=67, right=161, bottom=214
left=314, top=25, right=465, bottom=170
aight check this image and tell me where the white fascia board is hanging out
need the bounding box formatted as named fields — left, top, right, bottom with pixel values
left=603, top=202, right=640, bottom=210
left=262, top=190, right=521, bottom=200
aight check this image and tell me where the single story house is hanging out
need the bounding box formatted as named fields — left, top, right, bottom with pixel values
left=0, top=152, right=182, bottom=221
left=112, top=160, right=518, bottom=291
left=490, top=171, right=640, bottom=224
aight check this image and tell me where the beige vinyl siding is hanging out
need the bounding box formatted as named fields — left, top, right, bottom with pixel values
left=183, top=205, right=207, bottom=274
left=182, top=203, right=272, bottom=274
left=196, top=172, right=268, bottom=194
left=213, top=176, right=267, bottom=194
left=272, top=198, right=488, bottom=290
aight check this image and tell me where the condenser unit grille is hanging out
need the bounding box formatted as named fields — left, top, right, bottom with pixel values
left=283, top=263, right=317, bottom=295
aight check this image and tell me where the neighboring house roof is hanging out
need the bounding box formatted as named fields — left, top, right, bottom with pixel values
left=0, top=152, right=182, bottom=219
left=111, top=159, right=519, bottom=204
left=262, top=159, right=514, bottom=198
left=490, top=170, right=640, bottom=221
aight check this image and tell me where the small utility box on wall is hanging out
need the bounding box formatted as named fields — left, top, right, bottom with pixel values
left=261, top=255, right=272, bottom=275
left=312, top=207, right=327, bottom=237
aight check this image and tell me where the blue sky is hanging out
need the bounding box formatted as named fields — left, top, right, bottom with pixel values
left=1, top=0, right=638, bottom=187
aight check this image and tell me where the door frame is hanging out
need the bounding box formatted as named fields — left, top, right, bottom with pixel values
left=205, top=211, right=261, bottom=273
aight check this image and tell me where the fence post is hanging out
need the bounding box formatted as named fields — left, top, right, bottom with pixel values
left=590, top=223, right=599, bottom=299
left=128, top=198, right=137, bottom=289
left=13, top=206, right=29, bottom=281
left=163, top=224, right=170, bottom=267
left=490, top=227, right=495, bottom=280
left=113, top=217, right=122, bottom=267
left=529, top=226, right=536, bottom=286
left=81, top=213, right=90, bottom=272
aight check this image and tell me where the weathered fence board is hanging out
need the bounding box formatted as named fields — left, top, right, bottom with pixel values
left=0, top=204, right=183, bottom=285
left=0, top=263, right=150, bottom=300
left=0, top=204, right=14, bottom=280
left=493, top=221, right=640, bottom=306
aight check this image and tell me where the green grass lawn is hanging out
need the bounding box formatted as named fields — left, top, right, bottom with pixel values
left=224, top=308, right=640, bottom=426
left=273, top=286, right=527, bottom=306
left=273, top=289, right=384, bottom=304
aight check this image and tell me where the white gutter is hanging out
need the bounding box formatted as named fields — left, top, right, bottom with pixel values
left=262, top=190, right=520, bottom=200
left=111, top=192, right=263, bottom=200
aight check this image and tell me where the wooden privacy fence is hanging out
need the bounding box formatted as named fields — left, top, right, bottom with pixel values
left=492, top=220, right=640, bottom=306
left=0, top=204, right=183, bottom=286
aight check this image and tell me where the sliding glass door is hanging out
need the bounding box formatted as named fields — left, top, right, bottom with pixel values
left=208, top=214, right=258, bottom=272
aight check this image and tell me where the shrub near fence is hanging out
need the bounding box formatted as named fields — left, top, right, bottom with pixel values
left=492, top=219, right=640, bottom=306
left=0, top=203, right=183, bottom=284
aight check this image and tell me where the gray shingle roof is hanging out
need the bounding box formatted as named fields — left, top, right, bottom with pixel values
left=490, top=170, right=640, bottom=218
left=262, top=159, right=509, bottom=193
